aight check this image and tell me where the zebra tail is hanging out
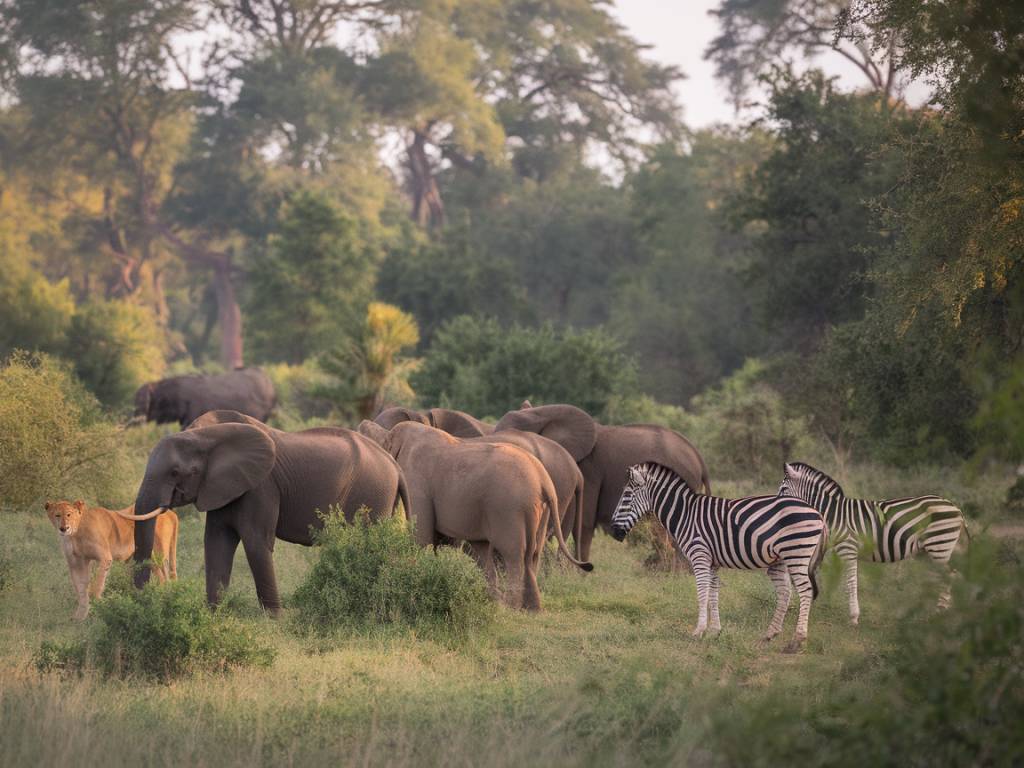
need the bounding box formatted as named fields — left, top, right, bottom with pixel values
left=809, top=522, right=828, bottom=601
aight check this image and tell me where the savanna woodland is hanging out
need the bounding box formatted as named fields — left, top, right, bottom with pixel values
left=0, top=1, right=1022, bottom=765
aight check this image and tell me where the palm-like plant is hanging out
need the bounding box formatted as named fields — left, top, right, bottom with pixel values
left=320, top=302, right=421, bottom=420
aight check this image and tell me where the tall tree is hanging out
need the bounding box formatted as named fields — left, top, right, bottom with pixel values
left=706, top=0, right=902, bottom=103
left=1, top=0, right=254, bottom=368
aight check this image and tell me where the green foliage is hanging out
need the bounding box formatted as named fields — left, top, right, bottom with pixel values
left=0, top=250, right=75, bottom=358
left=414, top=316, right=637, bottom=419
left=34, top=580, right=275, bottom=681
left=703, top=536, right=1024, bottom=766
left=0, top=352, right=122, bottom=508
left=63, top=299, right=166, bottom=409
left=262, top=361, right=335, bottom=429
left=292, top=509, right=494, bottom=640
left=246, top=190, right=377, bottom=364
left=686, top=359, right=818, bottom=479
left=729, top=71, right=914, bottom=352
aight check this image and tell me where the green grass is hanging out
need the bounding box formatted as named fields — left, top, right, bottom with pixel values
left=0, top=465, right=1020, bottom=767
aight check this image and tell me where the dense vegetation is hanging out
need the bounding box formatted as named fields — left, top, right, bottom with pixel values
left=1, top=2, right=1022, bottom=764
left=0, top=0, right=1019, bottom=475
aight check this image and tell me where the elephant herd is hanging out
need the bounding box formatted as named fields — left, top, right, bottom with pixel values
left=127, top=395, right=711, bottom=614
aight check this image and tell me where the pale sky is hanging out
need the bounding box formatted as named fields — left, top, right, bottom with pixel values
left=609, top=0, right=913, bottom=128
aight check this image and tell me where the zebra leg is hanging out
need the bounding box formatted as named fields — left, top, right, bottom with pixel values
left=838, top=544, right=861, bottom=625
left=783, top=566, right=815, bottom=654
left=689, top=551, right=713, bottom=638
left=707, top=570, right=722, bottom=634
left=922, top=522, right=962, bottom=610
left=761, top=563, right=791, bottom=643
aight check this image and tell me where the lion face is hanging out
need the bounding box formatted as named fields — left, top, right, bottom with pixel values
left=45, top=500, right=86, bottom=536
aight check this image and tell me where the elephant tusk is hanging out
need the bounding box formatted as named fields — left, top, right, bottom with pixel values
left=113, top=505, right=169, bottom=521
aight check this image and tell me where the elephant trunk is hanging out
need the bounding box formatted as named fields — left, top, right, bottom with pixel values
left=132, top=479, right=167, bottom=588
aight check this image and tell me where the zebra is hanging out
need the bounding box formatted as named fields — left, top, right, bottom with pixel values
left=778, top=461, right=968, bottom=624
left=611, top=462, right=827, bottom=653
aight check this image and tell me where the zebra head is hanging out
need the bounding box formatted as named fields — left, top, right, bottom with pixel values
left=778, top=462, right=845, bottom=511
left=611, top=463, right=656, bottom=541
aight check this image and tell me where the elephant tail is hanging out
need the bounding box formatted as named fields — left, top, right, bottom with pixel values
left=396, top=474, right=411, bottom=522
left=544, top=475, right=593, bottom=572
left=699, top=453, right=712, bottom=495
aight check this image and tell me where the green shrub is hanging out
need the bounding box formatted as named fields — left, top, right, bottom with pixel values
left=292, top=509, right=494, bottom=640
left=63, top=299, right=166, bottom=409
left=414, top=315, right=637, bottom=420
left=0, top=551, right=10, bottom=592
left=0, top=255, right=75, bottom=359
left=0, top=352, right=124, bottom=508
left=685, top=359, right=820, bottom=480
left=262, top=361, right=335, bottom=429
left=34, top=580, right=275, bottom=681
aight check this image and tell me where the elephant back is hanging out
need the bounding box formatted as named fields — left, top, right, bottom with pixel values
left=595, top=423, right=710, bottom=505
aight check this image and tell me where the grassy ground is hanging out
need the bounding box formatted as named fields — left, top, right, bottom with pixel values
left=0, top=467, right=1018, bottom=767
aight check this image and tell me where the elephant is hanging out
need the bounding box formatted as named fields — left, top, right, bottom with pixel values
left=358, top=420, right=592, bottom=609
left=374, top=406, right=493, bottom=438
left=133, top=368, right=276, bottom=428
left=469, top=430, right=585, bottom=559
left=494, top=402, right=711, bottom=562
left=124, top=410, right=408, bottom=615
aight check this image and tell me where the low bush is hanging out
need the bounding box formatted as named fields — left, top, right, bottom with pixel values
left=292, top=509, right=494, bottom=640
left=33, top=580, right=275, bottom=681
left=0, top=351, right=125, bottom=508
left=685, top=359, right=821, bottom=480
left=262, top=361, right=336, bottom=429
left=0, top=551, right=10, bottom=592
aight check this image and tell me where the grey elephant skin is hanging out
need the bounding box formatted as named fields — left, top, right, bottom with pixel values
left=470, top=430, right=585, bottom=558
left=494, top=402, right=711, bottom=561
left=358, top=420, right=591, bottom=610
left=130, top=410, right=408, bottom=615
left=374, top=406, right=493, bottom=438
left=133, top=368, right=276, bottom=428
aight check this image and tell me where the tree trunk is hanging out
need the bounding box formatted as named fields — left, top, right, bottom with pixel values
left=213, top=256, right=244, bottom=370
left=407, top=129, right=445, bottom=228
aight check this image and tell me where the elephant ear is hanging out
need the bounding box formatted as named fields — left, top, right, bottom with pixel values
left=497, top=404, right=597, bottom=461
left=194, top=423, right=277, bottom=512
left=428, top=409, right=490, bottom=438
left=187, top=409, right=266, bottom=431
left=134, top=383, right=154, bottom=416
left=358, top=420, right=390, bottom=446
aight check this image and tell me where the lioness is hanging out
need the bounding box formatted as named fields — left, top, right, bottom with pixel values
left=45, top=499, right=179, bottom=620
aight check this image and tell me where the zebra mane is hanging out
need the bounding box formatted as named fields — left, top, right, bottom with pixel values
left=634, top=461, right=695, bottom=491
left=785, top=462, right=846, bottom=497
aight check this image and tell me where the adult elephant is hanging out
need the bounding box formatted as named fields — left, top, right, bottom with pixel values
left=374, top=406, right=493, bottom=438
left=470, top=430, right=585, bottom=558
left=358, top=421, right=591, bottom=609
left=494, top=402, right=711, bottom=561
left=133, top=368, right=276, bottom=428
left=124, top=410, right=408, bottom=615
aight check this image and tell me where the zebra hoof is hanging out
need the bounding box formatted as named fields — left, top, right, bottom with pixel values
left=782, top=638, right=806, bottom=654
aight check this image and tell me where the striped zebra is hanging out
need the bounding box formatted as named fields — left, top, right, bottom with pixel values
left=611, top=462, right=827, bottom=652
left=778, top=462, right=968, bottom=624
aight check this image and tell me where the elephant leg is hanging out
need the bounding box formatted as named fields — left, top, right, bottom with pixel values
left=241, top=533, right=281, bottom=617
left=578, top=470, right=601, bottom=562
left=468, top=541, right=498, bottom=597
left=409, top=494, right=437, bottom=548
left=204, top=517, right=240, bottom=607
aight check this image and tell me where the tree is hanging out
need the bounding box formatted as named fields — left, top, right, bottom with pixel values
left=245, top=190, right=376, bottom=364
left=726, top=71, right=914, bottom=353
left=706, top=0, right=903, bottom=103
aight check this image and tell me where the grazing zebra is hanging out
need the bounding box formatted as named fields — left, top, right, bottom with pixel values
left=778, top=462, right=968, bottom=624
left=611, top=462, right=827, bottom=652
